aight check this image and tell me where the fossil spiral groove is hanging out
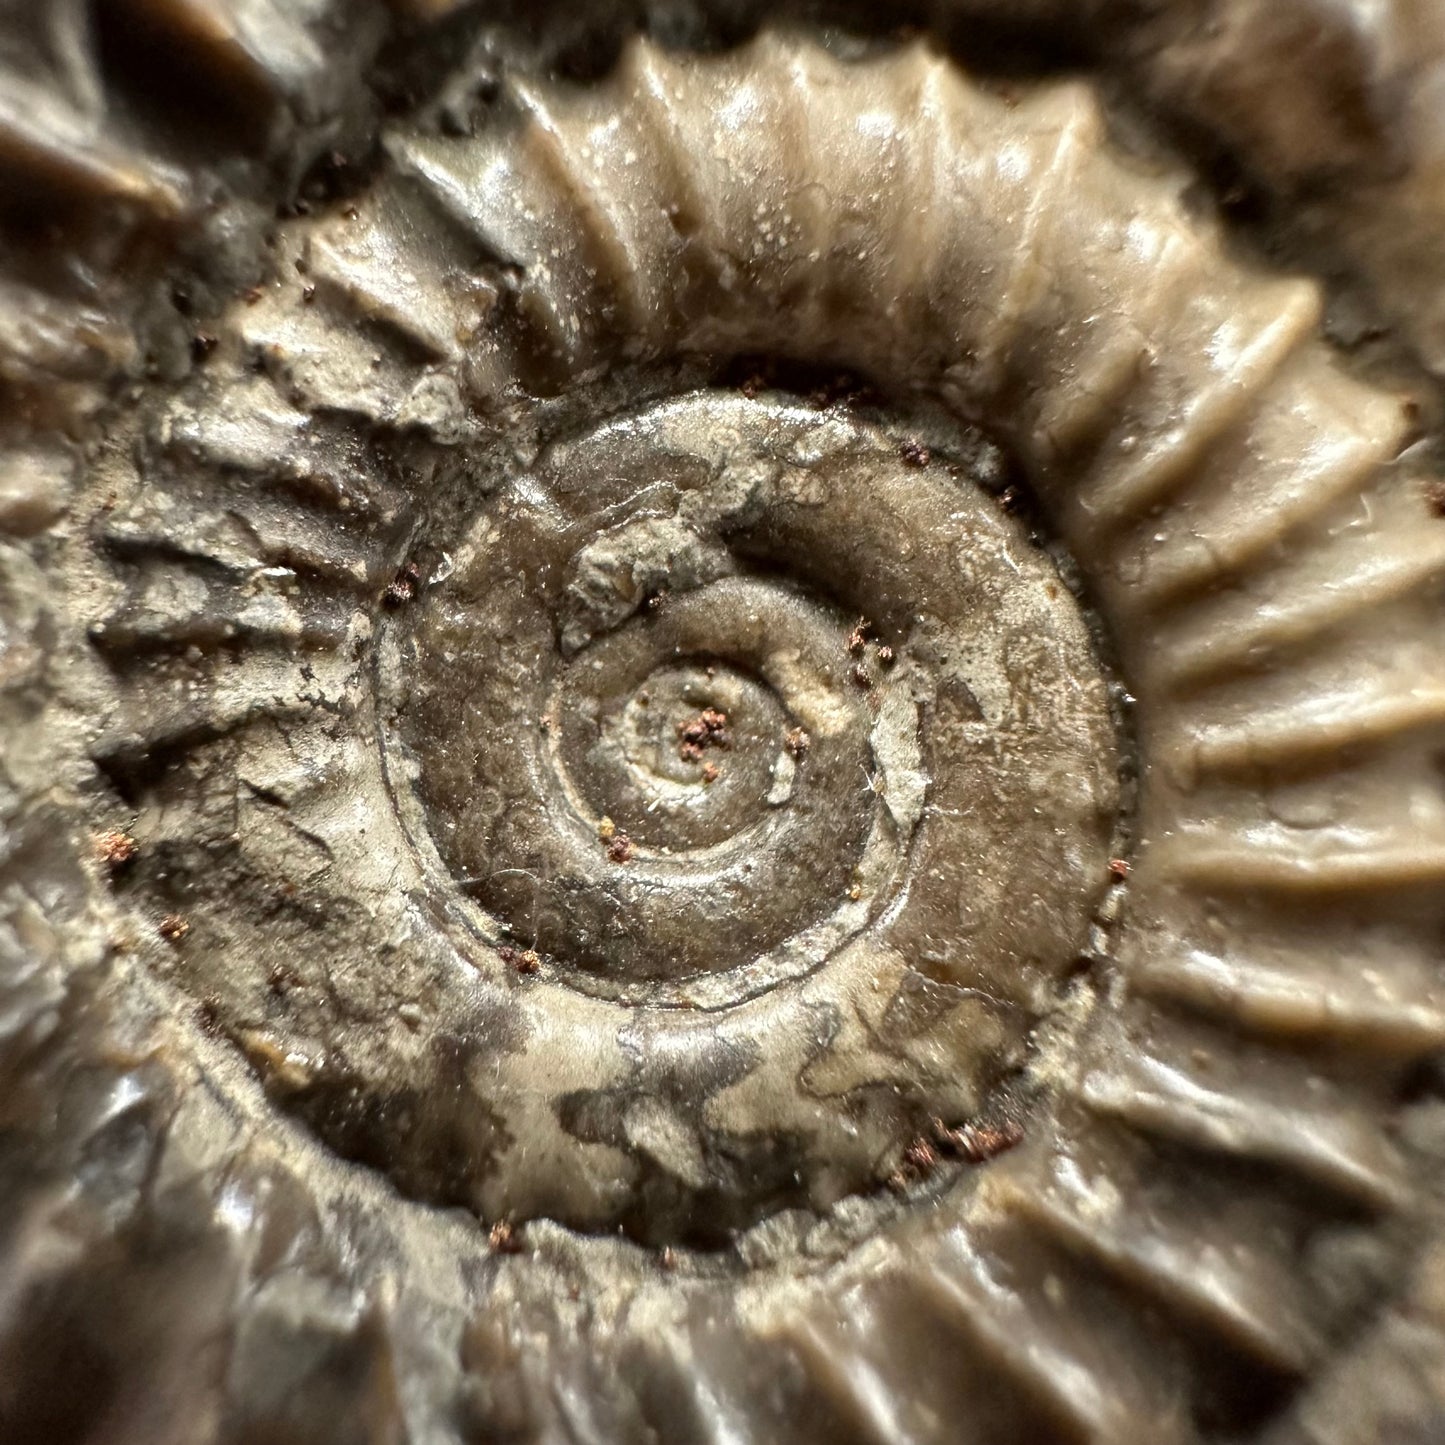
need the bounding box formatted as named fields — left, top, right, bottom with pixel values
left=2, top=9, right=1445, bottom=1445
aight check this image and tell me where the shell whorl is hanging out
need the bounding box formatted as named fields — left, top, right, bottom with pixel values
left=0, top=0, right=473, bottom=458
left=4, top=22, right=1445, bottom=1445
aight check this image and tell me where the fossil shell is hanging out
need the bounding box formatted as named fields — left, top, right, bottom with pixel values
left=3, top=9, right=1445, bottom=1445
left=1114, top=0, right=1445, bottom=376
left=922, top=0, right=1445, bottom=374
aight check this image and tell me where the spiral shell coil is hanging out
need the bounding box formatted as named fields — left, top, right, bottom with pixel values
left=2, top=18, right=1445, bottom=1445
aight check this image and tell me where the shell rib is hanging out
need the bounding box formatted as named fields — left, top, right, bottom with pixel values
left=1117, top=0, right=1445, bottom=376
left=0, top=0, right=401, bottom=444
left=930, top=0, right=1445, bottom=375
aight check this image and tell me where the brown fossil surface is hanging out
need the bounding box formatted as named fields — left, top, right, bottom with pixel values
left=1111, top=0, right=1445, bottom=379
left=2, top=5, right=1445, bottom=1444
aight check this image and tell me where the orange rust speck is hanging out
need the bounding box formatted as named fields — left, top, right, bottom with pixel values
left=96, top=829, right=138, bottom=870
left=159, top=914, right=190, bottom=944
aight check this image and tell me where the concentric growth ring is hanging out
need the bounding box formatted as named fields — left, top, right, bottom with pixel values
left=386, top=395, right=1116, bottom=1002
left=368, top=393, right=1119, bottom=1230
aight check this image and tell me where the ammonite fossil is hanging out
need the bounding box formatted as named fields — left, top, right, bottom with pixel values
left=4, top=4, right=1445, bottom=1443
